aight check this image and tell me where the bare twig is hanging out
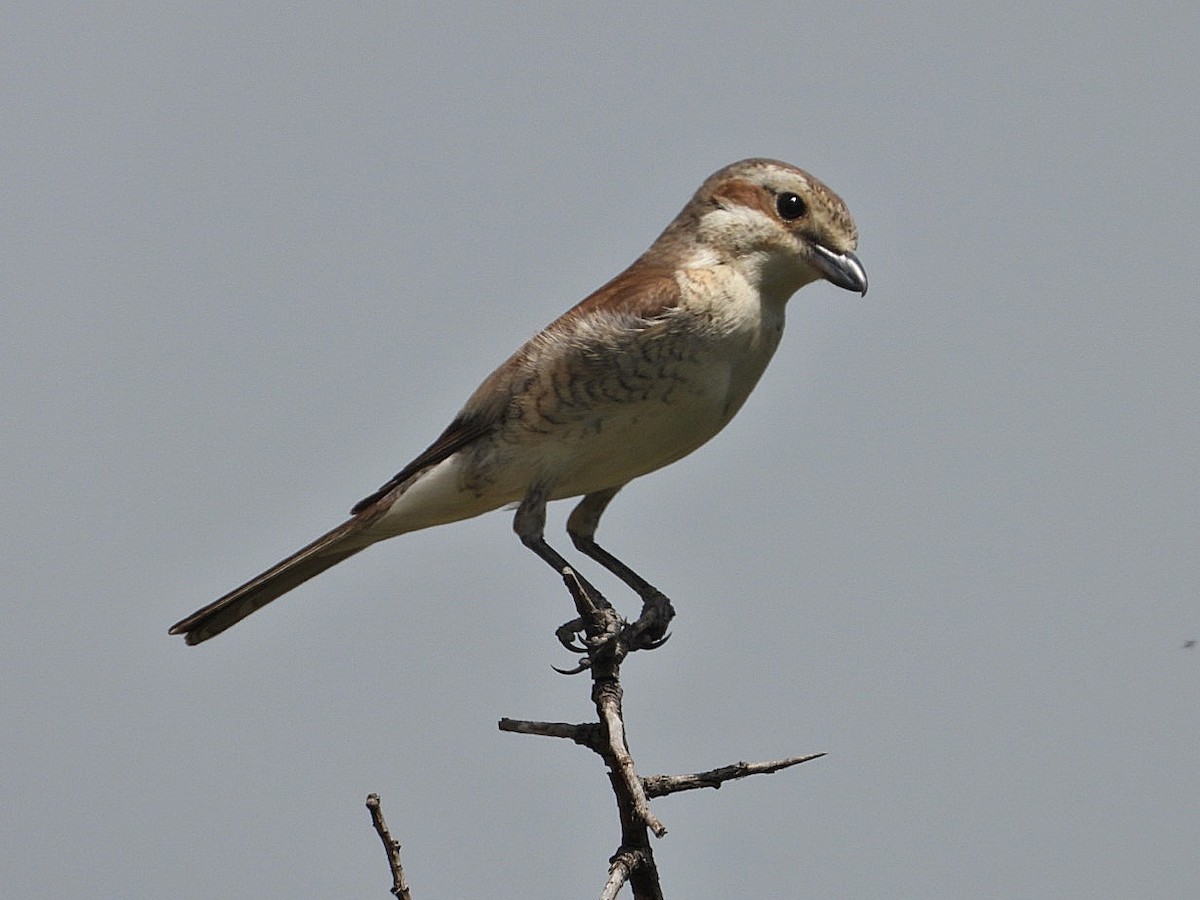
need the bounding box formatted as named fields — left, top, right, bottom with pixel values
left=601, top=848, right=654, bottom=900
left=642, top=753, right=826, bottom=798
left=593, top=675, right=667, bottom=837
left=365, top=793, right=412, bottom=900
left=558, top=568, right=667, bottom=838
left=497, top=717, right=603, bottom=751
left=495, top=568, right=824, bottom=897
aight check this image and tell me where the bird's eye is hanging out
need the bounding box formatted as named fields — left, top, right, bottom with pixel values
left=776, top=192, right=807, bottom=220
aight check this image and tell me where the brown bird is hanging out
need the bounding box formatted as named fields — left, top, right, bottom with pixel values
left=170, top=158, right=867, bottom=645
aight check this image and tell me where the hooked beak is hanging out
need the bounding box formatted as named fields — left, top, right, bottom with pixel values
left=811, top=244, right=868, bottom=296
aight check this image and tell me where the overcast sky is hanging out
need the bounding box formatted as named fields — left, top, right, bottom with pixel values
left=4, top=3, right=1198, bottom=898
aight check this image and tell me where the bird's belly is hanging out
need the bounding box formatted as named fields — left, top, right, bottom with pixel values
left=529, top=332, right=777, bottom=497
left=535, top=375, right=735, bottom=499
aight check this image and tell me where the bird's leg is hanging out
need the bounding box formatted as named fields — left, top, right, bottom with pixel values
left=567, top=488, right=675, bottom=651
left=514, top=485, right=612, bottom=656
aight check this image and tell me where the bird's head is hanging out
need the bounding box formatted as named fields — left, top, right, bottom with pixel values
left=652, top=158, right=867, bottom=301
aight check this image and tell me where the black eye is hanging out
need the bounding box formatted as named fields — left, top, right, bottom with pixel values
left=776, top=192, right=807, bottom=220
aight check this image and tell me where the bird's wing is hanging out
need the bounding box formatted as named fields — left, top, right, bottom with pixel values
left=352, top=269, right=683, bottom=515
left=350, top=410, right=500, bottom=514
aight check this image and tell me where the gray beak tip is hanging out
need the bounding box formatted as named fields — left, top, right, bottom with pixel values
left=812, top=244, right=868, bottom=296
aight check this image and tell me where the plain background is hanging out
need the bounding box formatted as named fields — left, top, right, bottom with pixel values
left=3, top=4, right=1197, bottom=897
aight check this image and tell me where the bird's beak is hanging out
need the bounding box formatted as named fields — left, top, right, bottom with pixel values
left=811, top=244, right=868, bottom=296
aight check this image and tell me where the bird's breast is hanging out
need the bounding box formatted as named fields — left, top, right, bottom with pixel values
left=491, top=275, right=785, bottom=497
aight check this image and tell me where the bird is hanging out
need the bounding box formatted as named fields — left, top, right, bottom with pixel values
left=169, top=158, right=867, bottom=646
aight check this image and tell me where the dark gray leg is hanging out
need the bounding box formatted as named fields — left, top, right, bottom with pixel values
left=567, top=486, right=673, bottom=649
left=515, top=482, right=615, bottom=657
left=567, top=486, right=662, bottom=599
left=514, top=482, right=606, bottom=601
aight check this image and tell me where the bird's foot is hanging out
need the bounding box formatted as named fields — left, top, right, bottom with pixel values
left=553, top=573, right=675, bottom=674
left=552, top=568, right=622, bottom=674
left=625, top=590, right=675, bottom=652
left=555, top=617, right=590, bottom=655
left=553, top=613, right=624, bottom=675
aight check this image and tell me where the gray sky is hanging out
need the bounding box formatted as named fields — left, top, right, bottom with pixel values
left=4, top=3, right=1198, bottom=897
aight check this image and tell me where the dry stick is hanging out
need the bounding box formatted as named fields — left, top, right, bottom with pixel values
left=497, top=717, right=602, bottom=751
left=501, top=569, right=669, bottom=896
left=497, top=567, right=823, bottom=898
left=365, top=793, right=413, bottom=900
left=366, top=569, right=824, bottom=898
left=564, top=567, right=667, bottom=838
left=597, top=664, right=669, bottom=900
left=602, top=848, right=653, bottom=900
left=643, top=753, right=826, bottom=798
left=592, top=669, right=666, bottom=837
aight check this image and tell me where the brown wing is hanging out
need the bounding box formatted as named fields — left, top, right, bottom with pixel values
left=352, top=267, right=682, bottom=515
left=552, top=265, right=682, bottom=327
left=349, top=410, right=499, bottom=514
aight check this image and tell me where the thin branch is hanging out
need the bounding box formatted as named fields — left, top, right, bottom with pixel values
left=593, top=679, right=667, bottom=837
left=557, top=567, right=667, bottom=839
left=601, top=848, right=651, bottom=900
left=494, top=567, right=822, bottom=897
left=365, top=793, right=413, bottom=900
left=497, top=717, right=603, bottom=751
left=642, top=753, right=826, bottom=798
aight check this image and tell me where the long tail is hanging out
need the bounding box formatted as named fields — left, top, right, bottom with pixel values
left=169, top=518, right=371, bottom=645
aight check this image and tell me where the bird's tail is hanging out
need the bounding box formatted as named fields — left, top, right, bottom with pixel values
left=168, top=518, right=371, bottom=645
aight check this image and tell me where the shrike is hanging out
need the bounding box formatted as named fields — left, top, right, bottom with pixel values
left=170, top=158, right=866, bottom=646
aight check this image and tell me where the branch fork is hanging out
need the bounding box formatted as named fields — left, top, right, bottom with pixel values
left=369, top=567, right=823, bottom=898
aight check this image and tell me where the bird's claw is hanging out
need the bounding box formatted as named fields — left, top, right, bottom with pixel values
left=551, top=626, right=608, bottom=676
left=628, top=628, right=671, bottom=651
left=553, top=589, right=676, bottom=673
left=625, top=591, right=674, bottom=651
left=556, top=617, right=590, bottom=654
left=551, top=657, right=592, bottom=676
